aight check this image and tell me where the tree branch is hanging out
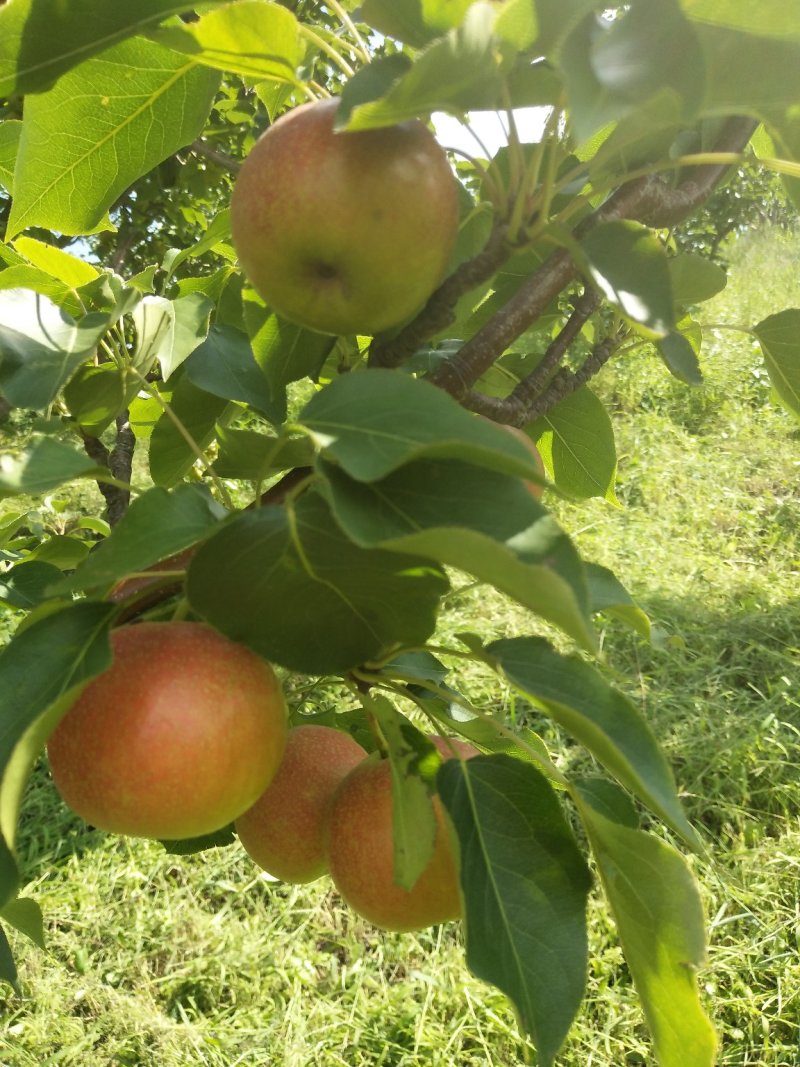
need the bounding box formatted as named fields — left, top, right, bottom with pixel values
left=81, top=412, right=135, bottom=526
left=368, top=222, right=512, bottom=369
left=191, top=139, right=242, bottom=174
left=426, top=116, right=758, bottom=401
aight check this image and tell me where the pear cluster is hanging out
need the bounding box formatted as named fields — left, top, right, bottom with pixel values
left=48, top=621, right=476, bottom=933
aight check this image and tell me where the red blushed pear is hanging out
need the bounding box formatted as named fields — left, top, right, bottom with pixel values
left=230, top=98, right=459, bottom=337
left=326, top=754, right=464, bottom=933
left=47, top=622, right=288, bottom=841
left=235, top=724, right=367, bottom=884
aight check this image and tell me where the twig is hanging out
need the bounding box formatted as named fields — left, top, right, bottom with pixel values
left=191, top=139, right=241, bottom=174
left=426, top=116, right=757, bottom=400
left=368, top=222, right=512, bottom=369
left=80, top=411, right=135, bottom=526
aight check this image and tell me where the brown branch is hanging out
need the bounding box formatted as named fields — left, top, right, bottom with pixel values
left=519, top=334, right=620, bottom=422
left=81, top=411, right=135, bottom=526
left=426, top=116, right=758, bottom=401
left=191, top=139, right=242, bottom=174
left=367, top=223, right=512, bottom=369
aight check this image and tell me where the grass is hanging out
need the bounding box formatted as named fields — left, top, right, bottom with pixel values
left=1, top=226, right=800, bottom=1065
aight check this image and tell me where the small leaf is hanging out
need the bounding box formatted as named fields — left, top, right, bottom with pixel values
left=132, top=294, right=213, bottom=381
left=362, top=693, right=438, bottom=890
left=186, top=492, right=449, bottom=674
left=0, top=897, right=45, bottom=949
left=148, top=377, right=232, bottom=488
left=183, top=324, right=283, bottom=422
left=0, top=561, right=64, bottom=610
left=161, top=824, right=236, bottom=855
left=345, top=3, right=503, bottom=128
left=61, top=484, right=224, bottom=593
left=0, top=289, right=109, bottom=409
left=337, top=54, right=413, bottom=126
left=584, top=561, right=650, bottom=638
left=0, top=926, right=18, bottom=993
left=242, top=292, right=335, bottom=423
left=8, top=37, right=220, bottom=238
left=0, top=439, right=106, bottom=500
left=486, top=636, right=699, bottom=847
left=299, top=369, right=546, bottom=483
left=0, top=602, right=115, bottom=905
left=681, top=1, right=800, bottom=42
left=214, top=427, right=314, bottom=481
left=359, top=0, right=437, bottom=49
left=581, top=220, right=674, bottom=337
left=668, top=253, right=727, bottom=306
left=439, top=755, right=591, bottom=1066
left=657, top=330, right=703, bottom=385
left=13, top=237, right=98, bottom=288
left=63, top=364, right=128, bottom=436
left=152, top=0, right=302, bottom=83
left=754, top=308, right=800, bottom=420
left=579, top=797, right=717, bottom=1067
left=162, top=209, right=232, bottom=280
left=531, top=386, right=618, bottom=501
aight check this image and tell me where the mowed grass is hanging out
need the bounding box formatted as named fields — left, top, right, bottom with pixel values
left=1, top=227, right=800, bottom=1066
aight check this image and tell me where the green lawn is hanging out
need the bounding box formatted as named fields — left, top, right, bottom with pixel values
left=1, top=227, right=799, bottom=1066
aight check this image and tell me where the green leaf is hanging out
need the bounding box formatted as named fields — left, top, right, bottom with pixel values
left=186, top=492, right=449, bottom=674
left=0, top=0, right=211, bottom=96
left=319, top=458, right=595, bottom=650
left=584, top=562, right=650, bottom=638
left=162, top=209, right=232, bottom=280
left=28, top=535, right=91, bottom=571
left=0, top=926, right=18, bottom=994
left=581, top=221, right=674, bottom=337
left=0, top=602, right=115, bottom=905
left=668, top=253, right=727, bottom=307
left=0, top=438, right=106, bottom=500
left=183, top=325, right=283, bottom=423
left=131, top=294, right=213, bottom=381
left=299, top=369, right=546, bottom=483
left=242, top=291, right=335, bottom=423
left=359, top=0, right=437, bottom=49
left=754, top=309, right=800, bottom=420
left=531, top=386, right=618, bottom=501
left=7, top=37, right=220, bottom=238
left=693, top=24, right=800, bottom=120
left=560, top=2, right=704, bottom=145
left=0, top=289, right=109, bottom=409
left=160, top=824, right=236, bottom=855
left=0, top=897, right=45, bottom=950
left=153, top=0, right=302, bottom=82
left=486, top=636, right=699, bottom=847
left=148, top=377, right=232, bottom=488
left=63, top=364, right=128, bottom=437
left=345, top=3, right=503, bottom=128
left=493, top=0, right=538, bottom=49
left=681, top=0, right=800, bottom=42
left=439, top=755, right=590, bottom=1066
left=362, top=693, right=438, bottom=891
left=337, top=54, right=414, bottom=126
left=13, top=237, right=98, bottom=288
left=579, top=796, right=717, bottom=1067
left=61, top=484, right=225, bottom=594
left=214, top=427, right=314, bottom=481
left=0, top=561, right=64, bottom=610
left=0, top=121, right=21, bottom=194
left=657, top=331, right=703, bottom=386
left=0, top=266, right=82, bottom=318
